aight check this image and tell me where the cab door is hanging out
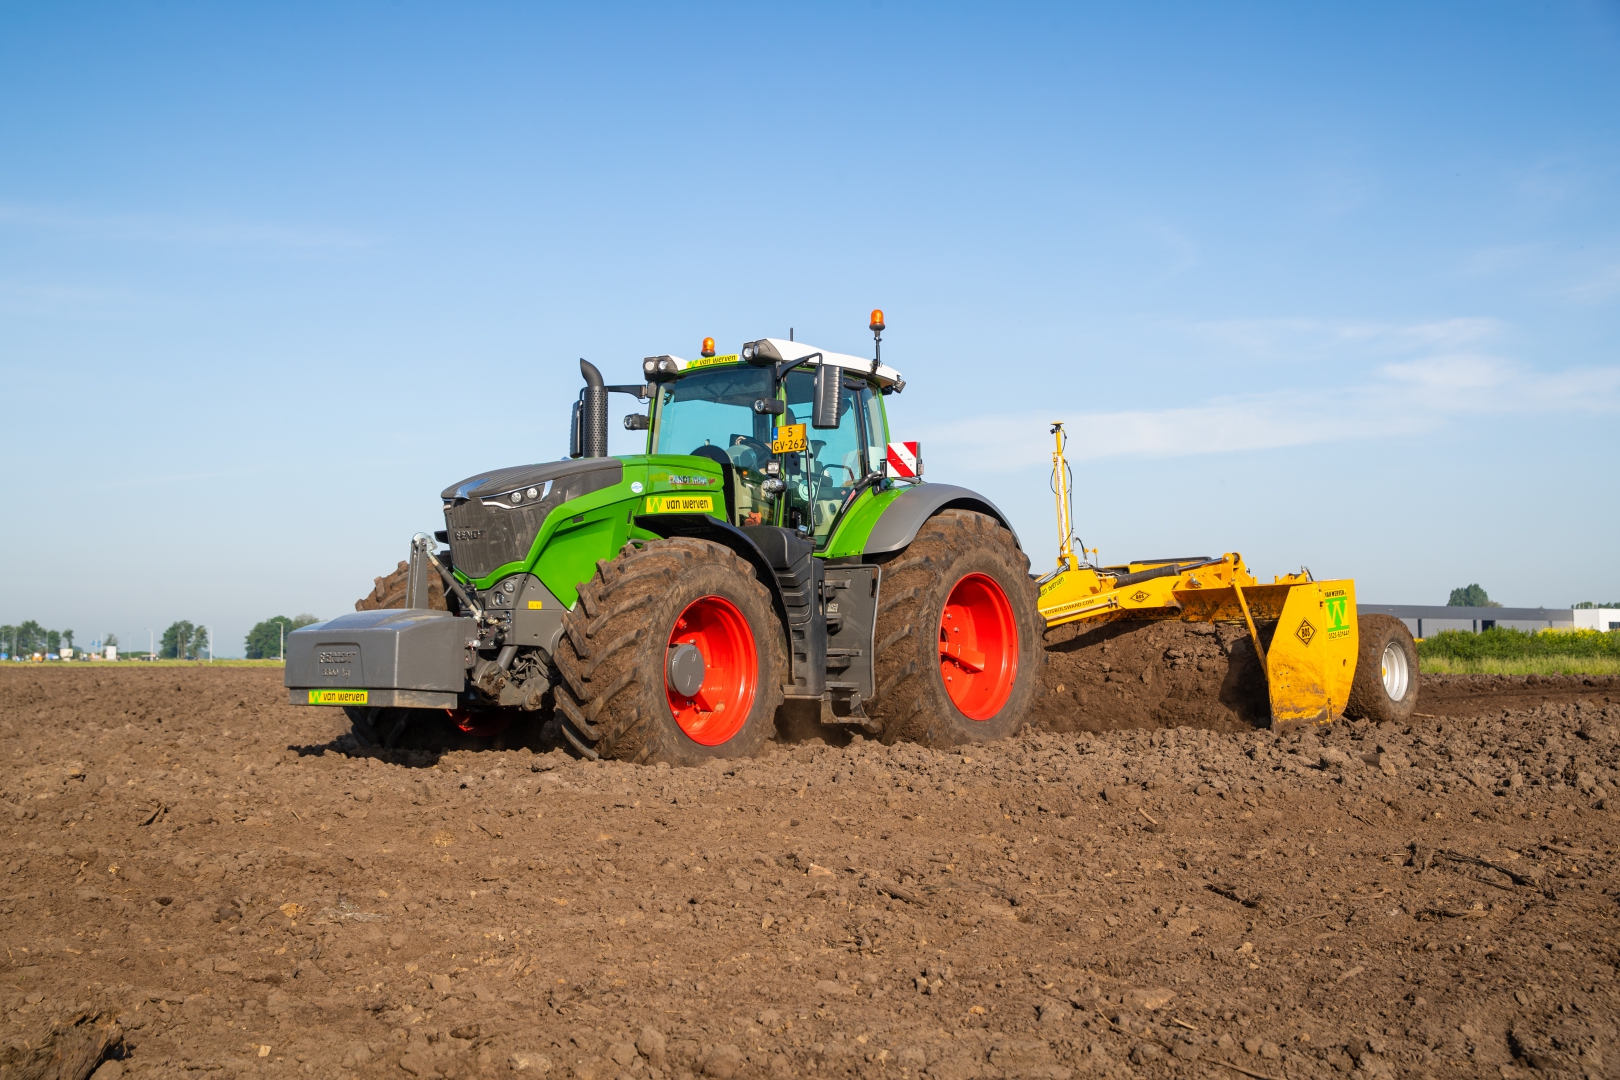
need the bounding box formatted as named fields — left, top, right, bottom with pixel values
left=779, top=367, right=880, bottom=549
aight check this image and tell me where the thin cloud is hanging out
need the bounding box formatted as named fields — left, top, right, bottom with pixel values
left=1191, top=316, right=1501, bottom=356
left=112, top=465, right=284, bottom=489
left=0, top=279, right=134, bottom=309
left=920, top=354, right=1620, bottom=474
left=1568, top=262, right=1620, bottom=303
left=0, top=201, right=375, bottom=251
left=1144, top=221, right=1199, bottom=276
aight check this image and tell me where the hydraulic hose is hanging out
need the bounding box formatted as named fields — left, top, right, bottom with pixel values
left=411, top=533, right=484, bottom=620
left=1106, top=557, right=1225, bottom=590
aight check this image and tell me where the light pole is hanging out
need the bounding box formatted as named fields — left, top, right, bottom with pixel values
left=147, top=628, right=154, bottom=662
left=279, top=621, right=284, bottom=662
left=207, top=625, right=213, bottom=663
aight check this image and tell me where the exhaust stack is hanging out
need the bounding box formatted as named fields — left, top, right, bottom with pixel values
left=572, top=358, right=609, bottom=458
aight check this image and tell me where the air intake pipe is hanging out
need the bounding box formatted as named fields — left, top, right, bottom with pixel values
left=571, top=358, right=609, bottom=459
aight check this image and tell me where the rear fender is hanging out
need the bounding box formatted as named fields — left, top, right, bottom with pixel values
left=861, top=483, right=1021, bottom=556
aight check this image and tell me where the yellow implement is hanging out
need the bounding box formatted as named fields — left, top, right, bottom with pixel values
left=1035, top=423, right=1358, bottom=729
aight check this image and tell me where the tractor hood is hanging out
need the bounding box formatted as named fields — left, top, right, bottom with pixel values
left=441, top=457, right=622, bottom=503
left=440, top=457, right=625, bottom=581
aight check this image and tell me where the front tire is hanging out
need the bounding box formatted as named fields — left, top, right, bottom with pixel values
left=344, top=706, right=439, bottom=749
left=1346, top=614, right=1419, bottom=723
left=868, top=510, right=1043, bottom=746
left=552, top=538, right=787, bottom=765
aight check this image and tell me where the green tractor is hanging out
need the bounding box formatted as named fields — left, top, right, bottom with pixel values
left=286, top=315, right=1043, bottom=764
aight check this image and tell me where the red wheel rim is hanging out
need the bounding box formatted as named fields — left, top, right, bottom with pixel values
left=666, top=595, right=758, bottom=746
left=447, top=708, right=512, bottom=738
left=938, top=573, right=1019, bottom=720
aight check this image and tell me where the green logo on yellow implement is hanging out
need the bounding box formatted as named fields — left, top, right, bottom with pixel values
left=644, top=494, right=715, bottom=514
left=308, top=689, right=367, bottom=706
left=1325, top=595, right=1349, bottom=632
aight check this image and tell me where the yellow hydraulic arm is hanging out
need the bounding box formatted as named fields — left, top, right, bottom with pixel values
left=1034, top=423, right=1358, bottom=729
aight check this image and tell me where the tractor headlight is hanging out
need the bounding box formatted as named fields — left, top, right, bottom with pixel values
left=644, top=355, right=681, bottom=381
left=742, top=339, right=781, bottom=366
left=511, top=489, right=523, bottom=503
left=527, top=487, right=539, bottom=500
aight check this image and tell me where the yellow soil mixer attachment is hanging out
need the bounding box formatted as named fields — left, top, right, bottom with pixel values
left=1036, top=424, right=1358, bottom=729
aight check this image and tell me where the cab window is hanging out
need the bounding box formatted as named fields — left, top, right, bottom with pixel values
left=652, top=365, right=776, bottom=527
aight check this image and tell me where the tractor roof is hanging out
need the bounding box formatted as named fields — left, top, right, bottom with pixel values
left=654, top=337, right=904, bottom=389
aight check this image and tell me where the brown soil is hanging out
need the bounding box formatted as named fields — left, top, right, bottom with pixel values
left=1035, top=620, right=1269, bottom=733
left=1418, top=674, right=1620, bottom=718
left=5, top=664, right=1618, bottom=1080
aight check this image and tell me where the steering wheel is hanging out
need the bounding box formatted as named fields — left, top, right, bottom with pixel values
left=689, top=445, right=730, bottom=467
left=728, top=436, right=773, bottom=470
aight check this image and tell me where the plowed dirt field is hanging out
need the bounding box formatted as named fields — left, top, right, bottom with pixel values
left=3, top=663, right=1617, bottom=1080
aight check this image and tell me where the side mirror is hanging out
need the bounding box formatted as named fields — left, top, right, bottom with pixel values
left=812, top=363, right=843, bottom=429
left=623, top=414, right=649, bottom=431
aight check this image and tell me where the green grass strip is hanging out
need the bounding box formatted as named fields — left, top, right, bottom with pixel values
left=1417, top=626, right=1620, bottom=660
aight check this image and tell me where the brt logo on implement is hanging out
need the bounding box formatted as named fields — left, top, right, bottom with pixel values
left=643, top=494, right=715, bottom=514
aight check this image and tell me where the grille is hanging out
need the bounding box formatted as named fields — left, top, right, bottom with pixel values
left=441, top=459, right=622, bottom=579
left=443, top=500, right=549, bottom=580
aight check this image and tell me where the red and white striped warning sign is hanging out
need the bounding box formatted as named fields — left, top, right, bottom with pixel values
left=886, top=441, right=922, bottom=478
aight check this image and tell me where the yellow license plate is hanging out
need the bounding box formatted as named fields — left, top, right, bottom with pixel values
left=644, top=494, right=715, bottom=514
left=772, top=423, right=807, bottom=454
left=308, top=689, right=368, bottom=706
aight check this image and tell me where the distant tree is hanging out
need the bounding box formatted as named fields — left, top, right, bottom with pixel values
left=1447, top=584, right=1502, bottom=608
left=160, top=620, right=197, bottom=660
left=104, top=632, right=119, bottom=648
left=62, top=630, right=74, bottom=649
left=15, top=620, right=45, bottom=655
left=46, top=630, right=61, bottom=655
left=1574, top=601, right=1620, bottom=610
left=246, top=614, right=321, bottom=659
left=193, top=625, right=210, bottom=658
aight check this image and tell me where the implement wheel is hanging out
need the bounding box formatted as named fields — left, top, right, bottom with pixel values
left=1346, top=614, right=1419, bottom=723
left=868, top=509, right=1043, bottom=747
left=552, top=538, right=787, bottom=765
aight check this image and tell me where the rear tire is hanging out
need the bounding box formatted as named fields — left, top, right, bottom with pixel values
left=868, top=510, right=1043, bottom=747
left=552, top=538, right=787, bottom=766
left=1346, top=614, right=1419, bottom=723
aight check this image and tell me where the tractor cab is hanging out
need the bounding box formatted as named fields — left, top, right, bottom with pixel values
left=637, top=338, right=904, bottom=549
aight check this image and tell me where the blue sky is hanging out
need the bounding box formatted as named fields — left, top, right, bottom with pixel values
left=3, top=2, right=1618, bottom=655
